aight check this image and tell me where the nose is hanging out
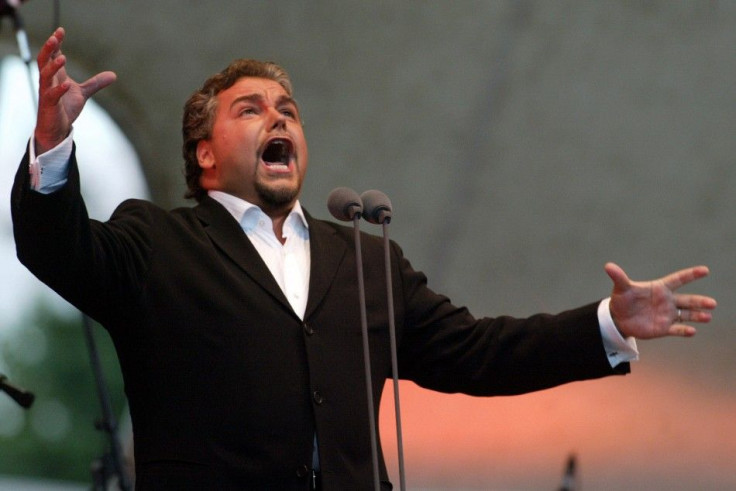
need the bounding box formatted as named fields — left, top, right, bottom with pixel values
left=268, top=107, right=287, bottom=131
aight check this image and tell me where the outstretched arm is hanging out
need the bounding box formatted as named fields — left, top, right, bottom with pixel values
left=34, top=27, right=117, bottom=154
left=605, top=262, right=717, bottom=339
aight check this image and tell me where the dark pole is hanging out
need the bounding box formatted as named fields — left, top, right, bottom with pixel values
left=82, top=314, right=132, bottom=491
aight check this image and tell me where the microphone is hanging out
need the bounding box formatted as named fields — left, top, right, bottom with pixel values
left=360, top=189, right=391, bottom=225
left=0, top=373, right=35, bottom=409
left=327, top=188, right=380, bottom=491
left=360, top=190, right=406, bottom=491
left=0, top=1, right=25, bottom=17
left=327, top=186, right=363, bottom=221
left=360, top=189, right=392, bottom=225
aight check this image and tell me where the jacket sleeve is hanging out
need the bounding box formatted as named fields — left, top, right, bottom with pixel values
left=11, top=146, right=152, bottom=323
left=392, top=240, right=629, bottom=397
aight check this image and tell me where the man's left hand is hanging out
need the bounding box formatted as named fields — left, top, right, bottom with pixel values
left=605, top=262, right=717, bottom=339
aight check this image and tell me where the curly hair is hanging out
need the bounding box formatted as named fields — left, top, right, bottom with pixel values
left=181, top=59, right=294, bottom=201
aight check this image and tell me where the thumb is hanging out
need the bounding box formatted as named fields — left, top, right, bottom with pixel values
left=604, top=262, right=631, bottom=292
left=79, top=71, right=117, bottom=99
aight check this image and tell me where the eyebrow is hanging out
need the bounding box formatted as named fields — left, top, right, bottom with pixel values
left=229, top=94, right=299, bottom=111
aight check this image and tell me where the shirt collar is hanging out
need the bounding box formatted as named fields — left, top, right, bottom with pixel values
left=207, top=190, right=309, bottom=233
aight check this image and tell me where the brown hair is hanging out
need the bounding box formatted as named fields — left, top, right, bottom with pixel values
left=182, top=59, right=293, bottom=201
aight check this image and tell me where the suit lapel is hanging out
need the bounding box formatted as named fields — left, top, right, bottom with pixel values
left=304, top=212, right=348, bottom=320
left=194, top=197, right=292, bottom=312
left=194, top=198, right=348, bottom=320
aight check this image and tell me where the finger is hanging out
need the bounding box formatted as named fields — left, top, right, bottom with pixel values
left=675, top=293, right=718, bottom=312
left=38, top=55, right=70, bottom=105
left=690, top=310, right=713, bottom=323
left=37, top=27, right=65, bottom=68
left=676, top=308, right=713, bottom=324
left=668, top=323, right=697, bottom=337
left=661, top=265, right=710, bottom=291
left=79, top=71, right=117, bottom=99
left=38, top=54, right=67, bottom=91
left=39, top=82, right=71, bottom=107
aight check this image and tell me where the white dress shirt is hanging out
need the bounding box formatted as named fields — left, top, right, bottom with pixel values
left=208, top=189, right=310, bottom=320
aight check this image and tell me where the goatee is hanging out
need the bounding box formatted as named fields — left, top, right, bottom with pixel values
left=255, top=181, right=299, bottom=209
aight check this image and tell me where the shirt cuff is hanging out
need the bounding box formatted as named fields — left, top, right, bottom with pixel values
left=598, top=297, right=639, bottom=368
left=29, top=130, right=74, bottom=194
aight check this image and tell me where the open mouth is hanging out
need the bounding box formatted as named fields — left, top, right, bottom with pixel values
left=261, top=138, right=294, bottom=167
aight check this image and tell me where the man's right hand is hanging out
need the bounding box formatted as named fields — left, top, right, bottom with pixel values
left=34, top=27, right=117, bottom=154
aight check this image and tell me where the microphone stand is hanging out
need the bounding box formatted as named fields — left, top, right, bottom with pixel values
left=361, top=190, right=406, bottom=491
left=558, top=453, right=577, bottom=491
left=378, top=218, right=406, bottom=491
left=328, top=188, right=380, bottom=491
left=4, top=3, right=129, bottom=488
left=352, top=209, right=381, bottom=491
left=82, top=314, right=132, bottom=491
left=0, top=1, right=37, bottom=106
left=0, top=373, right=35, bottom=409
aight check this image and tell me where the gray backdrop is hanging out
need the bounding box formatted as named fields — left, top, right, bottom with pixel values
left=3, top=1, right=735, bottom=489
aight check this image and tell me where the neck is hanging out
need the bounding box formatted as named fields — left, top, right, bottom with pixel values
left=261, top=202, right=295, bottom=244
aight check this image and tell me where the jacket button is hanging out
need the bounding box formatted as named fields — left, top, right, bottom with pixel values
left=303, top=323, right=314, bottom=335
left=296, top=464, right=309, bottom=478
left=313, top=390, right=324, bottom=405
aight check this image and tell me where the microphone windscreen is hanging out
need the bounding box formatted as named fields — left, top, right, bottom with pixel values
left=327, top=187, right=363, bottom=221
left=360, top=190, right=392, bottom=224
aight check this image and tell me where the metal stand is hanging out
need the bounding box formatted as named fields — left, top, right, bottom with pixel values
left=0, top=373, right=35, bottom=408
left=3, top=2, right=130, bottom=488
left=0, top=1, right=36, bottom=105
left=82, top=314, right=132, bottom=491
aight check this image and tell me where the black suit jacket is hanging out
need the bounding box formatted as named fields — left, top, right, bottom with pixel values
left=12, top=148, right=628, bottom=490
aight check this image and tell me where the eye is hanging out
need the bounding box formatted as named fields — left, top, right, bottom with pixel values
left=238, top=106, right=258, bottom=116
left=279, top=106, right=298, bottom=119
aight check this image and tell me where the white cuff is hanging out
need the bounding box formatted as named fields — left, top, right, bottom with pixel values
left=29, top=130, right=74, bottom=194
left=598, top=297, right=639, bottom=368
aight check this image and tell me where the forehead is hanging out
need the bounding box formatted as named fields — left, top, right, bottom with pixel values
left=217, top=77, right=290, bottom=103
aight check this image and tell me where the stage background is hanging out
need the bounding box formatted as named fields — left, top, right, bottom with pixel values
left=1, top=1, right=734, bottom=489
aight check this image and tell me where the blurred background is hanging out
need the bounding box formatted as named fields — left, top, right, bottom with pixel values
left=1, top=1, right=734, bottom=489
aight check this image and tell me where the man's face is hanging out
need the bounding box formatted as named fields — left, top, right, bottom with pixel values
left=197, top=77, right=308, bottom=213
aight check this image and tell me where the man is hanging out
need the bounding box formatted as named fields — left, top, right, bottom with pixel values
left=12, top=28, right=716, bottom=490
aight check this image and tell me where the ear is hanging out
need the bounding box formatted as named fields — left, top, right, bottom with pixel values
left=196, top=139, right=215, bottom=170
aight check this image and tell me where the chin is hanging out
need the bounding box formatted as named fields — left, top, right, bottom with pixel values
left=257, top=184, right=300, bottom=209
